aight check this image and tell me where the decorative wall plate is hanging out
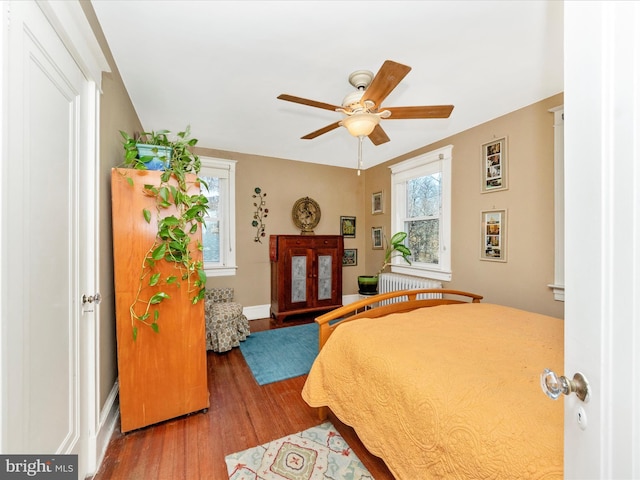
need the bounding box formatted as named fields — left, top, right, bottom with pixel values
left=292, top=197, right=321, bottom=235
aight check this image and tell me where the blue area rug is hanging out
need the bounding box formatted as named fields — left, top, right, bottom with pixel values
left=239, top=322, right=319, bottom=385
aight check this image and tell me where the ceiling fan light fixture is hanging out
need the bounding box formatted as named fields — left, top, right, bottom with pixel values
left=340, top=113, right=380, bottom=137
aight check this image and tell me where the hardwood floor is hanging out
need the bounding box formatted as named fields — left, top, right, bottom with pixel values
left=92, top=319, right=394, bottom=479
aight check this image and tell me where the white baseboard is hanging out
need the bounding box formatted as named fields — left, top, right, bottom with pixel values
left=342, top=294, right=360, bottom=305
left=243, top=303, right=270, bottom=321
left=244, top=297, right=360, bottom=322
left=89, top=381, right=120, bottom=476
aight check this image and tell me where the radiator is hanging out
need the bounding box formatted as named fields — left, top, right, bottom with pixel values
left=378, top=273, right=442, bottom=305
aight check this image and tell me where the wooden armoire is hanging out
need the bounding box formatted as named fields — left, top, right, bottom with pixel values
left=270, top=235, right=343, bottom=324
left=111, top=168, right=209, bottom=432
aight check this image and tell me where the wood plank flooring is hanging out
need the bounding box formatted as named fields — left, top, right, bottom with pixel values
left=92, top=319, right=394, bottom=480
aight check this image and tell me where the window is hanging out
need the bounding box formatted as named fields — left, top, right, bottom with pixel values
left=390, top=145, right=452, bottom=281
left=199, top=156, right=237, bottom=276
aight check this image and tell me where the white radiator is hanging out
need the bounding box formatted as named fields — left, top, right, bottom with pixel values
left=378, top=273, right=442, bottom=305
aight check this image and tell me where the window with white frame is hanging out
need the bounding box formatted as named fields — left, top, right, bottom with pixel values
left=199, top=156, right=237, bottom=277
left=389, top=145, right=452, bottom=281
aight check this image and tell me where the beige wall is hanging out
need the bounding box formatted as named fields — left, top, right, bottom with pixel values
left=367, top=93, right=565, bottom=318
left=192, top=149, right=367, bottom=305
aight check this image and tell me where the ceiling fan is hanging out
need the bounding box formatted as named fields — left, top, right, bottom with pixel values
left=277, top=60, right=454, bottom=146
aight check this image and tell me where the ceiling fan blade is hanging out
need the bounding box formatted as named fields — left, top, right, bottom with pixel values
left=368, top=124, right=390, bottom=146
left=361, top=60, right=411, bottom=108
left=385, top=105, right=454, bottom=119
left=277, top=94, right=341, bottom=112
left=301, top=121, right=342, bottom=140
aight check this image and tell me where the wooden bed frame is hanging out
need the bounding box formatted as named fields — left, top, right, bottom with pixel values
left=314, top=289, right=483, bottom=349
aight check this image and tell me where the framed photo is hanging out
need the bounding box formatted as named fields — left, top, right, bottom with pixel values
left=372, top=191, right=384, bottom=215
left=371, top=226, right=383, bottom=250
left=480, top=209, right=507, bottom=262
left=481, top=136, right=508, bottom=193
left=340, top=216, right=356, bottom=238
left=343, top=248, right=357, bottom=266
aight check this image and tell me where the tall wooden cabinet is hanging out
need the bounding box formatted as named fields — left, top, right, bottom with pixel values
left=270, top=235, right=343, bottom=324
left=111, top=168, right=209, bottom=432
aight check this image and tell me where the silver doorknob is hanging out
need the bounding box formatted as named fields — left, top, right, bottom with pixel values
left=82, top=293, right=102, bottom=305
left=541, top=368, right=590, bottom=402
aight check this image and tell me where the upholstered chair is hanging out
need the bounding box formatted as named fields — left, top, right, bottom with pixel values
left=204, top=288, right=250, bottom=352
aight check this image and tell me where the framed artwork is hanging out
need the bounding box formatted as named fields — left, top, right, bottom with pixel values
left=371, top=226, right=383, bottom=250
left=343, top=248, right=357, bottom=266
left=372, top=191, right=384, bottom=214
left=340, top=216, right=356, bottom=238
left=480, top=209, right=507, bottom=262
left=481, top=136, right=508, bottom=193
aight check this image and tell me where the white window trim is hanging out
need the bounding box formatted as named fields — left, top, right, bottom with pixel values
left=390, top=145, right=452, bottom=282
left=200, top=156, right=237, bottom=277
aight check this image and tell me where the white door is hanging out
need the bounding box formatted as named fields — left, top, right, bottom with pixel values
left=564, top=2, right=640, bottom=478
left=1, top=1, right=102, bottom=477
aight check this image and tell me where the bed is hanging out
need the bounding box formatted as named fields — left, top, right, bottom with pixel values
left=301, top=289, right=563, bottom=479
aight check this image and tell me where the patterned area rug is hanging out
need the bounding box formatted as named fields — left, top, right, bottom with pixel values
left=225, top=422, right=374, bottom=480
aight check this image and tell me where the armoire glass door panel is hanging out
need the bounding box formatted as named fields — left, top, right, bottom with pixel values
left=291, top=255, right=307, bottom=303
left=317, top=254, right=332, bottom=300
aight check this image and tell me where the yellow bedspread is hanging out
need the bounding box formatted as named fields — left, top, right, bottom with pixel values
left=301, top=303, right=563, bottom=479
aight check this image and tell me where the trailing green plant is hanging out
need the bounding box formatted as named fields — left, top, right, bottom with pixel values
left=117, top=126, right=209, bottom=340
left=377, top=231, right=412, bottom=275
left=119, top=125, right=201, bottom=174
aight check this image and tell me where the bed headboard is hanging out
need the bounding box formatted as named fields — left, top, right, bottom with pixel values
left=314, top=289, right=483, bottom=349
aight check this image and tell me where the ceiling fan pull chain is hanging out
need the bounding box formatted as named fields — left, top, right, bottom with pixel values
left=357, top=135, right=364, bottom=176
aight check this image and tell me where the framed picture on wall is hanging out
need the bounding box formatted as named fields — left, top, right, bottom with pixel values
left=371, top=226, right=384, bottom=249
left=481, top=136, right=508, bottom=193
left=372, top=191, right=384, bottom=214
left=340, top=216, right=356, bottom=238
left=343, top=248, right=357, bottom=266
left=480, top=209, right=507, bottom=262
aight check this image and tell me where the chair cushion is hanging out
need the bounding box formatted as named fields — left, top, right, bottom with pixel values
left=209, top=302, right=243, bottom=319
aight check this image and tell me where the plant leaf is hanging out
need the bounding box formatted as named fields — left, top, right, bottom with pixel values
left=151, top=243, right=167, bottom=260
left=143, top=209, right=151, bottom=223
left=161, top=216, right=180, bottom=226
left=159, top=186, right=170, bottom=203
left=149, top=292, right=170, bottom=304
left=390, top=231, right=407, bottom=245
left=149, top=273, right=161, bottom=286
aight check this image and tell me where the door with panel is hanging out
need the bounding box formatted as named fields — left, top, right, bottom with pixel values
left=1, top=1, right=104, bottom=477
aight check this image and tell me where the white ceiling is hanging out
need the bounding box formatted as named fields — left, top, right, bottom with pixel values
left=91, top=0, right=563, bottom=170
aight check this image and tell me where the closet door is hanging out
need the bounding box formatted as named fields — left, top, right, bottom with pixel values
left=2, top=2, right=102, bottom=475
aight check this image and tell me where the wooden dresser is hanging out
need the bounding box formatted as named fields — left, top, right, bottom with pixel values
left=270, top=235, right=343, bottom=324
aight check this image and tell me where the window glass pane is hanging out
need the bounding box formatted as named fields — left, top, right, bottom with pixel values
left=201, top=176, right=220, bottom=263
left=407, top=173, right=441, bottom=218
left=203, top=219, right=220, bottom=263
left=406, top=219, right=439, bottom=264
